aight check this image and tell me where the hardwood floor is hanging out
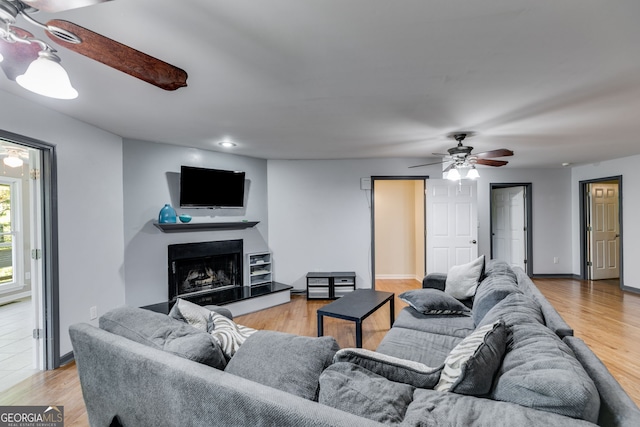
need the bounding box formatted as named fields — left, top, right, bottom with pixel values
left=0, top=277, right=638, bottom=426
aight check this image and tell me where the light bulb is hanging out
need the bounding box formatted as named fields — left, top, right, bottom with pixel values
left=447, top=168, right=460, bottom=181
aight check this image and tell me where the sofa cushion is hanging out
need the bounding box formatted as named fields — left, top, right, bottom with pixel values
left=376, top=327, right=462, bottom=367
left=399, top=288, right=471, bottom=315
left=403, top=388, right=597, bottom=427
left=477, top=292, right=545, bottom=329
left=435, top=320, right=507, bottom=396
left=393, top=307, right=475, bottom=338
left=472, top=271, right=522, bottom=326
left=318, top=362, right=415, bottom=425
left=224, top=330, right=339, bottom=401
left=491, top=320, right=600, bottom=423
left=168, top=298, right=214, bottom=331
left=99, top=306, right=227, bottom=369
left=445, top=255, right=485, bottom=300
left=333, top=348, right=442, bottom=389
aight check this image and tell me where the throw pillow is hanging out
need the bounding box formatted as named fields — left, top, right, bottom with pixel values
left=435, top=320, right=507, bottom=396
left=319, top=362, right=415, bottom=424
left=399, top=288, right=471, bottom=315
left=333, top=348, right=443, bottom=388
left=225, top=330, right=339, bottom=401
left=168, top=298, right=215, bottom=332
left=99, top=306, right=227, bottom=369
left=445, top=255, right=485, bottom=300
left=209, top=312, right=257, bottom=359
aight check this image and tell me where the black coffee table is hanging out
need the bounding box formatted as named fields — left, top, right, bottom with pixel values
left=317, top=289, right=394, bottom=348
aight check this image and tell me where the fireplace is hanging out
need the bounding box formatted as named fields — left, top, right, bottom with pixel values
left=168, top=239, right=243, bottom=301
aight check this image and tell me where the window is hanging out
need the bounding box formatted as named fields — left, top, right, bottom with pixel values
left=0, top=178, right=22, bottom=290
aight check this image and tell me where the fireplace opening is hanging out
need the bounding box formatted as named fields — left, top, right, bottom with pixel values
left=168, top=239, right=243, bottom=301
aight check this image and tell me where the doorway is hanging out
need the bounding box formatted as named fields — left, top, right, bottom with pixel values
left=489, top=183, right=533, bottom=276
left=0, top=129, right=58, bottom=392
left=371, top=176, right=427, bottom=289
left=580, top=177, right=622, bottom=283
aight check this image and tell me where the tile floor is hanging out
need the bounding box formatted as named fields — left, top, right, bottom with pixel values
left=0, top=297, right=38, bottom=393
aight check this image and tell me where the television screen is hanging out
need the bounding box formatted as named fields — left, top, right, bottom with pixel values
left=180, top=166, right=246, bottom=208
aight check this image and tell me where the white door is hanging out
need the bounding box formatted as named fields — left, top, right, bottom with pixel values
left=589, top=183, right=619, bottom=280
left=491, top=187, right=526, bottom=270
left=426, top=179, right=478, bottom=274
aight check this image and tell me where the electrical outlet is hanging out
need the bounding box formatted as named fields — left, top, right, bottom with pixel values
left=90, top=306, right=98, bottom=320
left=553, top=257, right=559, bottom=264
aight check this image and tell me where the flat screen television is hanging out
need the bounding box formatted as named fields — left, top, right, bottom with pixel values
left=180, top=166, right=246, bottom=208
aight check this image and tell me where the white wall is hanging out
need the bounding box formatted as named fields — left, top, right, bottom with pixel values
left=475, top=167, right=573, bottom=275
left=268, top=159, right=574, bottom=292
left=0, top=90, right=125, bottom=357
left=267, top=158, right=442, bottom=290
left=571, top=155, right=640, bottom=291
left=122, top=139, right=270, bottom=307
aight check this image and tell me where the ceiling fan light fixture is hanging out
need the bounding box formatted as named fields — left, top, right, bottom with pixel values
left=16, top=50, right=78, bottom=100
left=446, top=167, right=460, bottom=181
left=467, top=166, right=480, bottom=179
left=3, top=155, right=23, bottom=168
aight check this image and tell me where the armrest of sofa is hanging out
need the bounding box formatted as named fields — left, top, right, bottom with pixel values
left=422, top=273, right=447, bottom=291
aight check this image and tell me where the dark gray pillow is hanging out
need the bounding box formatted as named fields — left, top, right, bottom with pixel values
left=224, top=330, right=339, bottom=401
left=435, top=321, right=507, bottom=396
left=333, top=348, right=443, bottom=388
left=99, top=306, right=227, bottom=369
left=319, top=362, right=415, bottom=424
left=400, top=288, right=471, bottom=315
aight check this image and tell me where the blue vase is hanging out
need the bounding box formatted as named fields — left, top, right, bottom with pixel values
left=158, top=204, right=177, bottom=224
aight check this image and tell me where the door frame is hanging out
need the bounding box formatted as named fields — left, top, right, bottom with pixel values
left=370, top=175, right=428, bottom=289
left=489, top=183, right=533, bottom=276
left=579, top=176, right=623, bottom=286
left=0, top=129, right=59, bottom=369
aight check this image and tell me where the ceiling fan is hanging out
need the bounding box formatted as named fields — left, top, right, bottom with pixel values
left=409, top=133, right=514, bottom=178
left=0, top=0, right=187, bottom=98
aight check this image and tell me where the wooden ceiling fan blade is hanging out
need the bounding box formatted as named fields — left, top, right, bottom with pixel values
left=20, top=0, right=112, bottom=13
left=475, top=148, right=514, bottom=159
left=0, top=28, right=40, bottom=81
left=476, top=159, right=508, bottom=167
left=46, top=20, right=188, bottom=91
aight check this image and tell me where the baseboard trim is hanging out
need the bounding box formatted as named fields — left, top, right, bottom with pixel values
left=59, top=351, right=74, bottom=366
left=0, top=290, right=31, bottom=305
left=621, top=285, right=640, bottom=295
left=531, top=274, right=578, bottom=279
left=375, top=274, right=418, bottom=280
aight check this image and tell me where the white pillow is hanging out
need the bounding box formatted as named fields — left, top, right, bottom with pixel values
left=445, top=255, right=485, bottom=300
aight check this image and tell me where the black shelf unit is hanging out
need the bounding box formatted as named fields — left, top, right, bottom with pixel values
left=154, top=221, right=259, bottom=232
left=306, top=271, right=356, bottom=300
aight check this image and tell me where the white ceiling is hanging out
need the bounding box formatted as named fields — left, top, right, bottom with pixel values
left=2, top=0, right=640, bottom=168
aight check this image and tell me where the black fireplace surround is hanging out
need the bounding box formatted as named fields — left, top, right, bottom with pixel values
left=168, top=239, right=243, bottom=301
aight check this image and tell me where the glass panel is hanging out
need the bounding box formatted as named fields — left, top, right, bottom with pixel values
left=0, top=183, right=13, bottom=284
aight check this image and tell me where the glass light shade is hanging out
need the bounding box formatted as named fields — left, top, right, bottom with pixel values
left=3, top=156, right=23, bottom=168
left=16, top=53, right=78, bottom=100
left=447, top=168, right=460, bottom=181
left=467, top=167, right=480, bottom=179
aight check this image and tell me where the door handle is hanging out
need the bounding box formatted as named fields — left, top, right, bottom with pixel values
left=470, top=240, right=477, bottom=244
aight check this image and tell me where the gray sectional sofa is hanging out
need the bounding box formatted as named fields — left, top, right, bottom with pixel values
left=69, top=260, right=640, bottom=426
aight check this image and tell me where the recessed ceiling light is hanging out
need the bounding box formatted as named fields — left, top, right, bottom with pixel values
left=218, top=137, right=237, bottom=148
